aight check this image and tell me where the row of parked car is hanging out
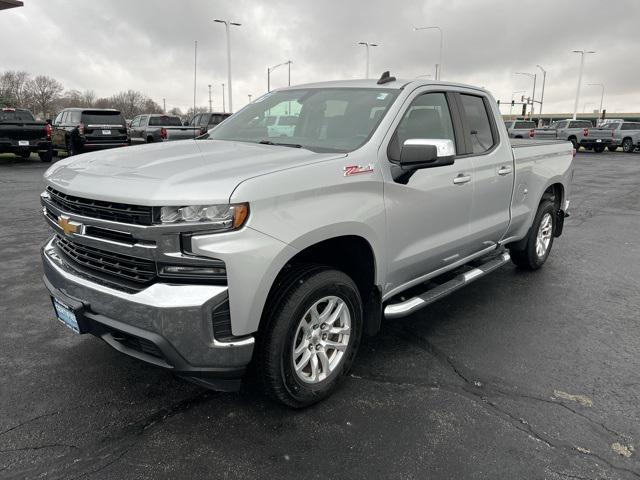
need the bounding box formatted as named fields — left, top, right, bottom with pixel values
left=505, top=119, right=640, bottom=153
left=0, top=107, right=231, bottom=162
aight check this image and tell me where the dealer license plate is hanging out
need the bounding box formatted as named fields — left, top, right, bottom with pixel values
left=52, top=298, right=80, bottom=333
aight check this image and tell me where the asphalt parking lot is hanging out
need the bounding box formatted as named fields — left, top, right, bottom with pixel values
left=1, top=150, right=639, bottom=479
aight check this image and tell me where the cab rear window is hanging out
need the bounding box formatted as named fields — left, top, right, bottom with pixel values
left=514, top=121, right=535, bottom=129
left=149, top=116, right=182, bottom=127
left=0, top=111, right=35, bottom=122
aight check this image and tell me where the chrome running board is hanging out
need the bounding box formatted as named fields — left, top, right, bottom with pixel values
left=384, top=252, right=511, bottom=319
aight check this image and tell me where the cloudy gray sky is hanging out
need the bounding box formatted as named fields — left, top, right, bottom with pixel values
left=2, top=0, right=639, bottom=114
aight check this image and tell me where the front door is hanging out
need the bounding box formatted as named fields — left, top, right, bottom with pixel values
left=382, top=90, right=474, bottom=297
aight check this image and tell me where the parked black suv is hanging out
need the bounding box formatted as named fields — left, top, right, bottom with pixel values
left=52, top=108, right=129, bottom=156
left=0, top=108, right=53, bottom=162
left=188, top=112, right=231, bottom=135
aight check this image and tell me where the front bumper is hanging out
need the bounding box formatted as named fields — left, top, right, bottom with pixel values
left=41, top=238, right=254, bottom=391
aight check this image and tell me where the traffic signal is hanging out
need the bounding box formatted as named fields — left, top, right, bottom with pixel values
left=497, top=100, right=501, bottom=106
left=511, top=100, right=515, bottom=107
left=521, top=104, right=527, bottom=116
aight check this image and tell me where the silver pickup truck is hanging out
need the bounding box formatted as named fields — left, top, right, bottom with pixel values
left=129, top=114, right=201, bottom=144
left=535, top=119, right=592, bottom=151
left=40, top=77, right=573, bottom=407
left=600, top=121, right=640, bottom=152
left=504, top=120, right=536, bottom=139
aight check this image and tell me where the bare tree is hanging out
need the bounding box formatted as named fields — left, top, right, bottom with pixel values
left=169, top=107, right=183, bottom=117
left=27, top=75, right=63, bottom=118
left=0, top=70, right=31, bottom=107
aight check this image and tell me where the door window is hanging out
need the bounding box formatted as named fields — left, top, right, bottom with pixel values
left=54, top=112, right=63, bottom=125
left=459, top=94, right=495, bottom=154
left=191, top=114, right=201, bottom=126
left=130, top=117, right=141, bottom=128
left=394, top=92, right=456, bottom=151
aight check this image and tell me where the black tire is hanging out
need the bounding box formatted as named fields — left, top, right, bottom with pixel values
left=39, top=148, right=53, bottom=163
left=622, top=138, right=635, bottom=153
left=608, top=145, right=618, bottom=152
left=593, top=145, right=605, bottom=153
left=66, top=137, right=78, bottom=156
left=569, top=137, right=579, bottom=150
left=147, top=137, right=154, bottom=143
left=19, top=151, right=30, bottom=160
left=257, top=266, right=363, bottom=408
left=509, top=200, right=556, bottom=270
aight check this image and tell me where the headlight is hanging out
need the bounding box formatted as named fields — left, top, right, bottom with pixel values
left=159, top=203, right=249, bottom=230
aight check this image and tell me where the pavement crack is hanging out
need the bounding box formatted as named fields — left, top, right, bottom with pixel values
left=0, top=443, right=78, bottom=453
left=0, top=411, right=61, bottom=437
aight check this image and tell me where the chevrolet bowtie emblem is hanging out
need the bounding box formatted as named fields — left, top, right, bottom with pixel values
left=57, top=215, right=82, bottom=236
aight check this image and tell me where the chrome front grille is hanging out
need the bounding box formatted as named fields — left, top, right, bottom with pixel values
left=46, top=187, right=155, bottom=225
left=55, top=235, right=157, bottom=289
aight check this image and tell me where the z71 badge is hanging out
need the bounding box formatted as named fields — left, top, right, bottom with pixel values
left=343, top=164, right=374, bottom=176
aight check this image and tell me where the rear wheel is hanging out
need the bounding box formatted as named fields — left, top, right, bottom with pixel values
left=38, top=149, right=52, bottom=162
left=66, top=137, right=78, bottom=156
left=569, top=137, right=579, bottom=150
left=622, top=138, right=635, bottom=153
left=509, top=200, right=556, bottom=270
left=593, top=145, right=605, bottom=153
left=257, top=267, right=362, bottom=408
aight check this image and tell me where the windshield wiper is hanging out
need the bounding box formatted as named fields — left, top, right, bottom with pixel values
left=258, top=140, right=303, bottom=148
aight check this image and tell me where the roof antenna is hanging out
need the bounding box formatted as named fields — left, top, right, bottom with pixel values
left=377, top=71, right=396, bottom=85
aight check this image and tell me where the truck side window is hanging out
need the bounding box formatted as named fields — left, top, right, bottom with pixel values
left=460, top=94, right=495, bottom=154
left=388, top=92, right=456, bottom=161
left=130, top=117, right=140, bottom=128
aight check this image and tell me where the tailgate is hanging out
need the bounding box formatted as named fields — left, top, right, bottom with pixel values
left=533, top=128, right=557, bottom=139
left=166, top=127, right=198, bottom=139
left=84, top=124, right=128, bottom=143
left=0, top=123, right=47, bottom=142
left=587, top=128, right=614, bottom=140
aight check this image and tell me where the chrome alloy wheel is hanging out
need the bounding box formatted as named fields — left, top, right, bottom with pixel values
left=292, top=296, right=351, bottom=384
left=536, top=212, right=553, bottom=258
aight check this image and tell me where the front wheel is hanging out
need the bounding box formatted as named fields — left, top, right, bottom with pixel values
left=608, top=145, right=618, bottom=152
left=257, top=267, right=362, bottom=408
left=509, top=200, right=556, bottom=270
left=39, top=148, right=53, bottom=163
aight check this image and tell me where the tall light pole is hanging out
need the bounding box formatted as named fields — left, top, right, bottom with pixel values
left=221, top=83, right=225, bottom=113
left=413, top=26, right=443, bottom=80
left=357, top=42, right=378, bottom=79
left=268, top=60, right=292, bottom=92
left=536, top=65, right=547, bottom=124
left=248, top=94, right=252, bottom=103
left=208, top=84, right=212, bottom=113
left=510, top=90, right=526, bottom=116
left=588, top=82, right=605, bottom=117
left=572, top=50, right=595, bottom=120
left=515, top=72, right=537, bottom=118
left=162, top=98, right=166, bottom=113
left=193, top=40, right=197, bottom=116
left=214, top=19, right=241, bottom=113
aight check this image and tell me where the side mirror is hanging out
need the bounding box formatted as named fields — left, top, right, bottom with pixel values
left=399, top=139, right=455, bottom=169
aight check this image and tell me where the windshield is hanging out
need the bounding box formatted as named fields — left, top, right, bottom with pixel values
left=600, top=123, right=617, bottom=129
left=81, top=112, right=125, bottom=126
left=207, top=87, right=400, bottom=153
left=149, top=115, right=182, bottom=126
left=0, top=110, right=35, bottom=122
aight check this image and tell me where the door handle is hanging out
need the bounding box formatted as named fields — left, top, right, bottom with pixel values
left=453, top=174, right=471, bottom=185
left=498, top=166, right=513, bottom=176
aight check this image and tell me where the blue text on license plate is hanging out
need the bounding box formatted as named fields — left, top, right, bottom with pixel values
left=53, top=298, right=80, bottom=333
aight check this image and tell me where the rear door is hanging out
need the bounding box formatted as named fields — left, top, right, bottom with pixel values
left=382, top=89, right=475, bottom=294
left=129, top=116, right=142, bottom=143
left=457, top=92, right=514, bottom=251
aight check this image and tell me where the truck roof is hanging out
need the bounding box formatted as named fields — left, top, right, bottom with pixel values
left=276, top=78, right=489, bottom=95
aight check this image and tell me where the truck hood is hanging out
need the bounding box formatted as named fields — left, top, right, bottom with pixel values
left=45, top=140, right=345, bottom=205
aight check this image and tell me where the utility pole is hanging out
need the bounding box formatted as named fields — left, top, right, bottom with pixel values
left=162, top=98, right=166, bottom=113
left=357, top=42, right=379, bottom=79
left=193, top=40, right=197, bottom=117
left=221, top=83, right=225, bottom=113
left=268, top=60, right=293, bottom=92
left=248, top=94, right=252, bottom=103
left=214, top=19, right=241, bottom=113
left=515, top=72, right=536, bottom=119
left=208, top=84, right=212, bottom=113
left=572, top=50, right=595, bottom=120
left=536, top=65, right=547, bottom=125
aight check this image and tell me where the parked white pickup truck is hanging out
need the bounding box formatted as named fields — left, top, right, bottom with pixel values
left=40, top=74, right=574, bottom=407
